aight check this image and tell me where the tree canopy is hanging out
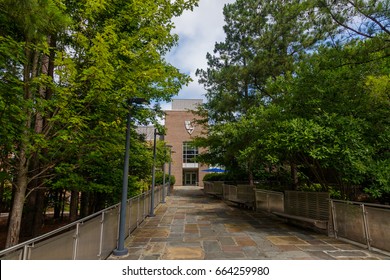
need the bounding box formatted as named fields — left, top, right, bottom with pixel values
left=194, top=0, right=390, bottom=202
left=0, top=0, right=198, bottom=248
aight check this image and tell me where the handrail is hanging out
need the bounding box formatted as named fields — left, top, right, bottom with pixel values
left=0, top=185, right=164, bottom=259
left=0, top=203, right=120, bottom=256
left=330, top=199, right=390, bottom=209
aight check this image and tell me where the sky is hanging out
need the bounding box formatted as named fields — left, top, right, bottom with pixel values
left=162, top=0, right=235, bottom=110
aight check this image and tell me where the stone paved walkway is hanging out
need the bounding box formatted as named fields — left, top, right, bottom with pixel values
left=108, top=186, right=389, bottom=260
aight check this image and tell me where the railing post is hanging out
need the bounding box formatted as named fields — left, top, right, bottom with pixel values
left=330, top=200, right=338, bottom=239
left=162, top=161, right=166, bottom=203
left=361, top=204, right=372, bottom=250
left=22, top=245, right=30, bottom=260
left=72, top=223, right=80, bottom=260
left=128, top=199, right=132, bottom=233
left=143, top=192, right=146, bottom=219
left=158, top=186, right=160, bottom=206
left=98, top=212, right=105, bottom=259
left=137, top=195, right=140, bottom=227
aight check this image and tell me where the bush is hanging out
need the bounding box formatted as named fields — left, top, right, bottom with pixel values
left=155, top=171, right=175, bottom=186
left=203, top=173, right=227, bottom=182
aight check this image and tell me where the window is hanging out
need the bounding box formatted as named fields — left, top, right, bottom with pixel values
left=183, top=142, right=198, bottom=163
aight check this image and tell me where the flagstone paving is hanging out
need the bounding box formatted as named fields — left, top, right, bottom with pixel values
left=108, top=185, right=390, bottom=260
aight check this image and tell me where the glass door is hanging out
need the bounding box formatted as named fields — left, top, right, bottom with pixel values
left=183, top=171, right=198, bottom=186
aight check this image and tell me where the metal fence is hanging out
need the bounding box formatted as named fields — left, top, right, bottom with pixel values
left=222, top=184, right=255, bottom=208
left=0, top=185, right=165, bottom=260
left=222, top=184, right=237, bottom=202
left=204, top=183, right=284, bottom=212
left=285, top=191, right=330, bottom=221
left=331, top=199, right=390, bottom=255
left=237, top=185, right=256, bottom=208
left=254, top=189, right=284, bottom=213
left=203, top=181, right=224, bottom=197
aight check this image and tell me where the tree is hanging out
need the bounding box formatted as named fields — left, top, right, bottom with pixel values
left=1, top=0, right=199, bottom=248
left=1, top=0, right=71, bottom=247
left=195, top=0, right=390, bottom=200
left=197, top=0, right=327, bottom=122
left=281, top=40, right=388, bottom=183
left=315, top=0, right=390, bottom=41
left=195, top=0, right=330, bottom=183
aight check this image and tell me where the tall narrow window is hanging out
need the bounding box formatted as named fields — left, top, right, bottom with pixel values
left=183, top=142, right=198, bottom=163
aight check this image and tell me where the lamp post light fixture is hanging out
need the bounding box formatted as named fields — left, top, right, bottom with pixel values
left=113, top=97, right=147, bottom=257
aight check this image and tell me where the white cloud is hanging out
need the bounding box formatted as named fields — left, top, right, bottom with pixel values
left=165, top=0, right=235, bottom=104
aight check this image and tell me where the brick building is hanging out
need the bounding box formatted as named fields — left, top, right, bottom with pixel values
left=164, top=99, right=208, bottom=187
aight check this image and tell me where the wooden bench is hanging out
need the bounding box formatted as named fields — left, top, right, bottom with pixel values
left=272, top=211, right=328, bottom=230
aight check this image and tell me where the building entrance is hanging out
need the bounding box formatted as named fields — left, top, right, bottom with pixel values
left=183, top=171, right=198, bottom=186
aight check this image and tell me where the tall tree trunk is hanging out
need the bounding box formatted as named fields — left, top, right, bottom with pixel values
left=21, top=189, right=36, bottom=237
left=6, top=145, right=29, bottom=248
left=80, top=191, right=89, bottom=218
left=33, top=189, right=45, bottom=235
left=248, top=171, right=254, bottom=186
left=53, top=190, right=61, bottom=219
left=95, top=192, right=105, bottom=212
left=88, top=192, right=95, bottom=215
left=5, top=44, right=35, bottom=248
left=61, top=190, right=66, bottom=220
left=31, top=39, right=51, bottom=235
left=21, top=44, right=50, bottom=238
left=69, top=190, right=79, bottom=222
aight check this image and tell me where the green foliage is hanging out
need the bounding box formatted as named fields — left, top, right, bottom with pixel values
left=203, top=173, right=227, bottom=182
left=0, top=0, right=199, bottom=245
left=194, top=0, right=390, bottom=201
left=0, top=178, right=13, bottom=211
left=168, top=174, right=176, bottom=186
left=128, top=176, right=149, bottom=197
left=364, top=159, right=390, bottom=199
left=154, top=171, right=165, bottom=185
left=151, top=170, right=175, bottom=187
left=297, top=183, right=342, bottom=199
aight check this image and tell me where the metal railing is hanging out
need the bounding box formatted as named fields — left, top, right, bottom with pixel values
left=331, top=199, right=390, bottom=255
left=254, top=189, right=284, bottom=213
left=236, top=185, right=256, bottom=207
left=285, top=191, right=330, bottom=221
left=0, top=185, right=165, bottom=260
left=204, top=183, right=284, bottom=212
left=203, top=181, right=223, bottom=197
left=222, top=184, right=237, bottom=202
left=222, top=184, right=255, bottom=208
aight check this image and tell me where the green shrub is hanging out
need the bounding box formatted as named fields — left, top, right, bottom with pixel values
left=154, top=171, right=175, bottom=186
left=203, top=173, right=227, bottom=182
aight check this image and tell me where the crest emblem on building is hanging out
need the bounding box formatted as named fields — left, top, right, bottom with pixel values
left=185, top=121, right=195, bottom=135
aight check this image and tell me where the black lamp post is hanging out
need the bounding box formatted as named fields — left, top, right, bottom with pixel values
left=149, top=128, right=158, bottom=217
left=166, top=145, right=173, bottom=196
left=113, top=97, right=146, bottom=257
left=161, top=144, right=169, bottom=203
